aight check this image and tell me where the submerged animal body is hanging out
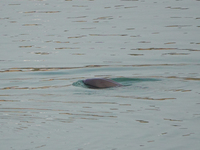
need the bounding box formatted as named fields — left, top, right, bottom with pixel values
left=83, top=78, right=122, bottom=88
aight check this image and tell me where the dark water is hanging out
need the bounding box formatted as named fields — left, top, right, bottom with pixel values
left=1, top=0, right=200, bottom=150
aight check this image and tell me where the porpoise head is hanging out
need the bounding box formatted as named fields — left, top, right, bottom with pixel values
left=83, top=78, right=122, bottom=88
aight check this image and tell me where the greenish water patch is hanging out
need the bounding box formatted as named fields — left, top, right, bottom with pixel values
left=112, top=78, right=160, bottom=86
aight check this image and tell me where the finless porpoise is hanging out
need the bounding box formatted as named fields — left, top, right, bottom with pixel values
left=83, top=78, right=122, bottom=88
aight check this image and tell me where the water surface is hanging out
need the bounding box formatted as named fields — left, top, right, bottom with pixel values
left=0, top=0, right=200, bottom=150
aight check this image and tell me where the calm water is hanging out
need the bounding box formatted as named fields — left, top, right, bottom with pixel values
left=1, top=0, right=200, bottom=150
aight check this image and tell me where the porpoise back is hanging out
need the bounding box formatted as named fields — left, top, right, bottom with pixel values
left=83, top=78, right=122, bottom=88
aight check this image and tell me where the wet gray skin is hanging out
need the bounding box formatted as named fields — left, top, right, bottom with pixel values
left=83, top=78, right=122, bottom=88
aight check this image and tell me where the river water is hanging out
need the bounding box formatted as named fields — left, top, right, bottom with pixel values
left=0, top=0, right=200, bottom=150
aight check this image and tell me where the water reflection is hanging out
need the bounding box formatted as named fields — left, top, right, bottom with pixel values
left=1, top=63, right=197, bottom=73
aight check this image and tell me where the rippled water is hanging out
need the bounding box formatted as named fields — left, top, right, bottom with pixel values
left=1, top=0, right=200, bottom=150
